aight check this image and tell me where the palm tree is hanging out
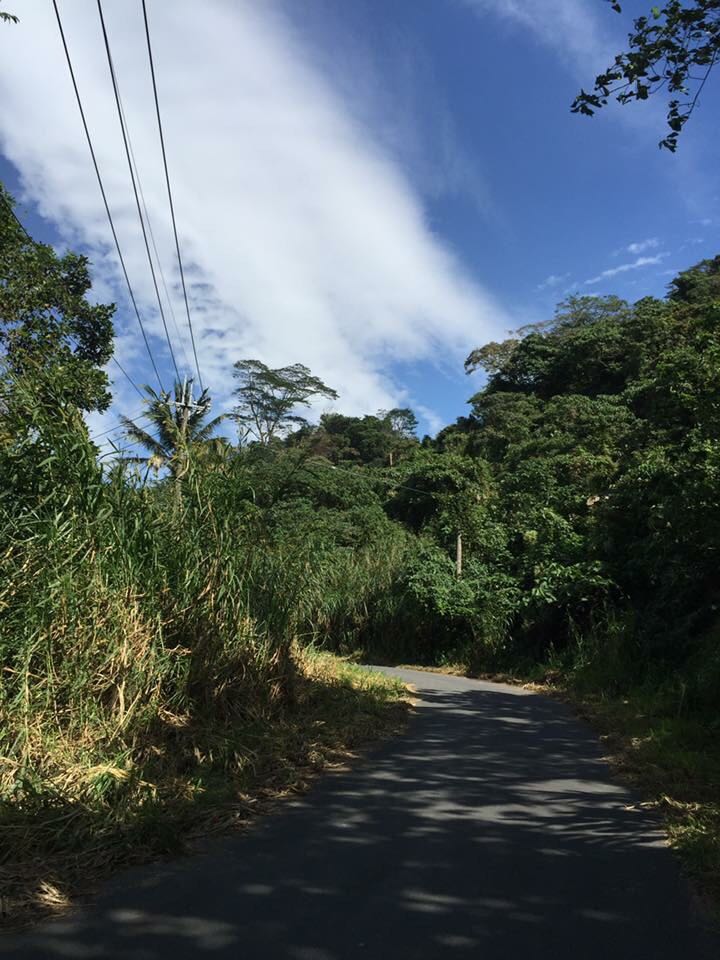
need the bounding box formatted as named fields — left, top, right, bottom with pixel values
left=121, top=381, right=227, bottom=480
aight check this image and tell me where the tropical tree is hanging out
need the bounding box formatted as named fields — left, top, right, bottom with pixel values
left=381, top=408, right=419, bottom=465
left=465, top=295, right=633, bottom=399
left=573, top=1, right=720, bottom=150
left=232, top=359, right=338, bottom=444
left=120, top=381, right=226, bottom=480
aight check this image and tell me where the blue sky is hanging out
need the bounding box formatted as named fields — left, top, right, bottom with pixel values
left=1, top=0, right=718, bottom=442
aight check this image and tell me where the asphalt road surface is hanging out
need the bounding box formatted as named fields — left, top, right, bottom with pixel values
left=3, top=667, right=717, bottom=959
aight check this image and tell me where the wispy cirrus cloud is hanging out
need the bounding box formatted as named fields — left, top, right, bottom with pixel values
left=625, top=237, right=660, bottom=256
left=461, top=0, right=719, bottom=226
left=459, top=0, right=667, bottom=136
left=415, top=403, right=445, bottom=436
left=460, top=0, right=616, bottom=74
left=537, top=272, right=570, bottom=291
left=0, top=0, right=507, bottom=440
left=585, top=254, right=666, bottom=286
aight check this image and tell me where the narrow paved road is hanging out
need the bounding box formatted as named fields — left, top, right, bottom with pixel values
left=3, top=668, right=717, bottom=959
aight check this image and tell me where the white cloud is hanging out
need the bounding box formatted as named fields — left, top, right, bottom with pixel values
left=537, top=273, right=570, bottom=291
left=415, top=403, right=445, bottom=437
left=625, top=237, right=660, bottom=255
left=461, top=0, right=616, bottom=74
left=584, top=254, right=666, bottom=285
left=0, top=0, right=507, bottom=437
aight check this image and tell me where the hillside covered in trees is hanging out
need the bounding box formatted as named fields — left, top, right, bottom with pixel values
left=2, top=187, right=719, bottom=915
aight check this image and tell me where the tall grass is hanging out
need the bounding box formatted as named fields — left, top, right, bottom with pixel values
left=0, top=390, right=407, bottom=918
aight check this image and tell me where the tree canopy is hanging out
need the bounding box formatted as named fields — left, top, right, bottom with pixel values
left=292, top=408, right=419, bottom=466
left=3, top=3, right=720, bottom=913
left=232, top=359, right=338, bottom=444
left=0, top=187, right=114, bottom=413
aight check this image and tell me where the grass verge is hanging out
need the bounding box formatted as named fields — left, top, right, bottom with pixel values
left=0, top=650, right=409, bottom=928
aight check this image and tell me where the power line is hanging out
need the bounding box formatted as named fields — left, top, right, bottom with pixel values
left=3, top=194, right=156, bottom=444
left=89, top=407, right=154, bottom=443
left=102, top=349, right=146, bottom=400
left=141, top=0, right=204, bottom=390
left=0, top=189, right=145, bottom=402
left=85, top=339, right=145, bottom=401
left=1, top=192, right=31, bottom=240
left=116, top=83, right=192, bottom=378
left=96, top=0, right=181, bottom=384
left=51, top=0, right=164, bottom=392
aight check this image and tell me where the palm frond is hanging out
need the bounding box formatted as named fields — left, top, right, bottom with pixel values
left=120, top=416, right=168, bottom=459
left=194, top=413, right=227, bottom=442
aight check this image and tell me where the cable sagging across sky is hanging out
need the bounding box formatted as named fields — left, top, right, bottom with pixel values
left=96, top=0, right=181, bottom=384
left=51, top=0, right=165, bottom=392
left=141, top=0, right=204, bottom=391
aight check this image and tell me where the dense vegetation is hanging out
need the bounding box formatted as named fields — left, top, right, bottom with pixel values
left=2, top=179, right=719, bottom=914
left=429, top=267, right=720, bottom=700
left=0, top=193, right=412, bottom=918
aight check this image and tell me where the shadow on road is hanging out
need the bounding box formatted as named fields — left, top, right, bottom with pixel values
left=2, top=672, right=715, bottom=959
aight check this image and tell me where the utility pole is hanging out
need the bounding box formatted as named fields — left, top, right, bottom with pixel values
left=179, top=377, right=191, bottom=442
left=167, top=377, right=208, bottom=486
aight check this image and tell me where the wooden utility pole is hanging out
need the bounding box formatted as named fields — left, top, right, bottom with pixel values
left=455, top=531, right=463, bottom=578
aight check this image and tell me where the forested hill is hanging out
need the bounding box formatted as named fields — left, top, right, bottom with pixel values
left=418, top=256, right=720, bottom=692
left=290, top=255, right=720, bottom=702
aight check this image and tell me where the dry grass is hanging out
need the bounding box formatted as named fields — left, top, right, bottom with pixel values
left=0, top=423, right=413, bottom=930
left=0, top=651, right=409, bottom=929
